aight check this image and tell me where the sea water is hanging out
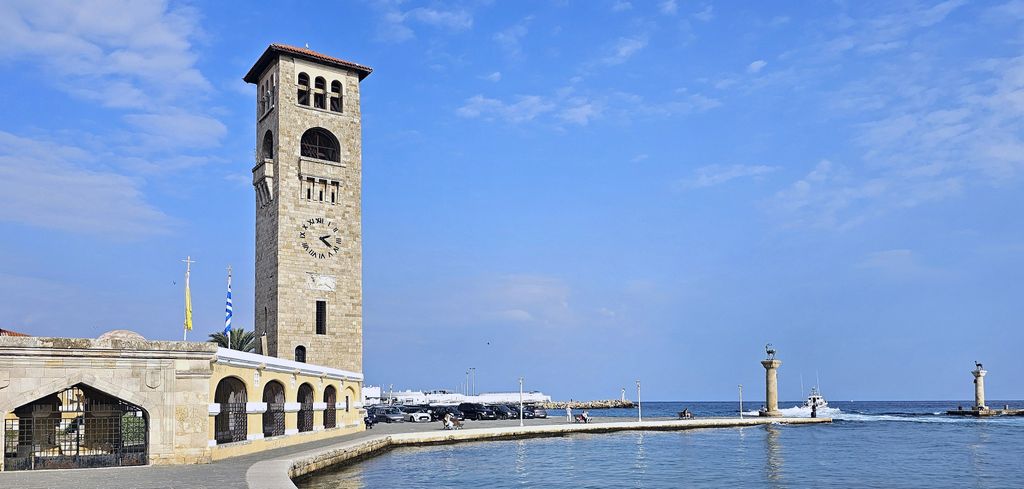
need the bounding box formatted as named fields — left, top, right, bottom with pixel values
left=296, top=401, right=1024, bottom=488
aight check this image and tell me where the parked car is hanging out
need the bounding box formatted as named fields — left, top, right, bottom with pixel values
left=489, top=404, right=515, bottom=420
left=458, top=403, right=497, bottom=420
left=402, top=406, right=433, bottom=423
left=368, top=406, right=405, bottom=423
left=431, top=405, right=465, bottom=421
left=523, top=405, right=547, bottom=418
left=507, top=404, right=533, bottom=419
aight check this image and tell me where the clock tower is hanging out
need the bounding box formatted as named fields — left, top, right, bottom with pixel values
left=245, top=44, right=372, bottom=373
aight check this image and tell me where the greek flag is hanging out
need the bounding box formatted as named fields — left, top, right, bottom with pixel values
left=224, top=270, right=233, bottom=335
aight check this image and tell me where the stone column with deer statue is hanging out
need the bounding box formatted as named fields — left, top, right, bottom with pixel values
left=972, top=362, right=987, bottom=411
left=760, top=344, right=783, bottom=417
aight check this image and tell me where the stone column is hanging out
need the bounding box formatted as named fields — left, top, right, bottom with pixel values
left=973, top=367, right=987, bottom=410
left=760, top=359, right=783, bottom=417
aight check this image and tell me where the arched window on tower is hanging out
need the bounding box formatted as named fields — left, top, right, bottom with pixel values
left=314, top=77, right=326, bottom=109
left=270, top=74, right=276, bottom=108
left=330, top=81, right=342, bottom=112
left=300, top=128, right=340, bottom=162
left=295, top=345, right=306, bottom=363
left=261, top=130, right=273, bottom=160
left=297, top=72, right=310, bottom=106
left=259, top=81, right=266, bottom=114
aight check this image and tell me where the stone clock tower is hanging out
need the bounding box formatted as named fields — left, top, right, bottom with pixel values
left=244, top=44, right=372, bottom=373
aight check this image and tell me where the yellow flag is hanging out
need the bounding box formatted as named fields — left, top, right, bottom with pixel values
left=184, top=275, right=193, bottom=331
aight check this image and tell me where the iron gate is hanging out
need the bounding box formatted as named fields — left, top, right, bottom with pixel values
left=298, top=403, right=314, bottom=432
left=324, top=403, right=336, bottom=429
left=263, top=403, right=285, bottom=437
left=3, top=384, right=147, bottom=471
left=214, top=402, right=248, bottom=444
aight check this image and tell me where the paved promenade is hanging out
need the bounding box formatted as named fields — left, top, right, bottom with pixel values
left=0, top=416, right=829, bottom=489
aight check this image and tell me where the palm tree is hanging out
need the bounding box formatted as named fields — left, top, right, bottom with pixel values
left=208, top=327, right=256, bottom=352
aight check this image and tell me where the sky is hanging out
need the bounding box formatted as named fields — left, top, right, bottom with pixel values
left=0, top=0, right=1022, bottom=402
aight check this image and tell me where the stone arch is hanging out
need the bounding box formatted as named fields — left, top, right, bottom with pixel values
left=344, top=385, right=356, bottom=413
left=299, top=127, right=339, bottom=162
left=297, top=383, right=314, bottom=433
left=323, top=385, right=337, bottom=429
left=0, top=371, right=153, bottom=415
left=261, top=130, right=274, bottom=160
left=213, top=377, right=247, bottom=444
left=262, top=380, right=285, bottom=438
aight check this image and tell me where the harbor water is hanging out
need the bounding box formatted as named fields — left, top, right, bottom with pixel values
left=297, top=401, right=1024, bottom=488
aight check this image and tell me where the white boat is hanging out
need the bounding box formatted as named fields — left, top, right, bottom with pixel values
left=802, top=386, right=828, bottom=410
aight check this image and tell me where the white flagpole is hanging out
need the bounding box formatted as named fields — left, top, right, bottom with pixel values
left=182, top=256, right=195, bottom=341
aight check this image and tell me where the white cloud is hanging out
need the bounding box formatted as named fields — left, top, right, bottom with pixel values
left=123, top=112, right=227, bottom=149
left=660, top=0, right=678, bottom=15
left=558, top=100, right=601, bottom=125
left=494, top=20, right=530, bottom=58
left=631, top=154, right=649, bottom=163
left=748, top=60, right=768, bottom=73
left=456, top=95, right=556, bottom=123
left=601, top=37, right=647, bottom=65
left=612, top=1, right=633, bottom=12
left=680, top=164, right=778, bottom=189
left=693, top=5, right=714, bottom=22
left=373, top=3, right=473, bottom=43
left=406, top=7, right=473, bottom=30
left=481, top=71, right=502, bottom=82
left=0, top=0, right=211, bottom=107
left=0, top=131, right=171, bottom=237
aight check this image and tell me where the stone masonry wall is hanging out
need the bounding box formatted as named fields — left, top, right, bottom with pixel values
left=0, top=336, right=217, bottom=469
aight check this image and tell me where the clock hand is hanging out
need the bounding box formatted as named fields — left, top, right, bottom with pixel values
left=319, top=235, right=331, bottom=247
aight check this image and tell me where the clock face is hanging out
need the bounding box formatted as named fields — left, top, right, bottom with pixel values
left=299, top=217, right=341, bottom=260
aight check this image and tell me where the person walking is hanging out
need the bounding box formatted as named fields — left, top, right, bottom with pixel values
left=566, top=405, right=573, bottom=422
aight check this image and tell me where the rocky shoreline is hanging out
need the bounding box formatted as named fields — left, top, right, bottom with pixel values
left=542, top=399, right=636, bottom=410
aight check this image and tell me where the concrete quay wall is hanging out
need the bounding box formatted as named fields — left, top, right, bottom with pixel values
left=249, top=417, right=831, bottom=489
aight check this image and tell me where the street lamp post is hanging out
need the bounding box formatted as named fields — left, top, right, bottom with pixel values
left=636, top=379, right=642, bottom=422
left=469, top=367, right=476, bottom=396
left=518, top=377, right=524, bottom=427
left=465, top=370, right=469, bottom=396
left=738, top=384, right=743, bottom=419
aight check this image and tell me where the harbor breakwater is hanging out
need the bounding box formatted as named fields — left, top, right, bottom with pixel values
left=542, top=399, right=635, bottom=409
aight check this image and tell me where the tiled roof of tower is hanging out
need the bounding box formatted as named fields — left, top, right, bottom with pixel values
left=244, top=43, right=373, bottom=83
left=0, top=327, right=29, bottom=336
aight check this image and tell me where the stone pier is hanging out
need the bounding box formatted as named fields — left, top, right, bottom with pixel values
left=760, top=359, right=783, bottom=417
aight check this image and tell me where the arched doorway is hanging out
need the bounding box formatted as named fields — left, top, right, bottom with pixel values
left=323, top=386, right=337, bottom=429
left=262, top=381, right=285, bottom=438
left=214, top=377, right=247, bottom=444
left=3, top=384, right=147, bottom=471
left=297, top=383, right=314, bottom=432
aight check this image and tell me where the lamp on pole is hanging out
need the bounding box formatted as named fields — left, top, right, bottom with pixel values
left=738, top=384, right=743, bottom=419
left=469, top=367, right=476, bottom=396
left=636, top=379, right=642, bottom=422
left=465, top=370, right=469, bottom=396
left=518, top=377, right=524, bottom=427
